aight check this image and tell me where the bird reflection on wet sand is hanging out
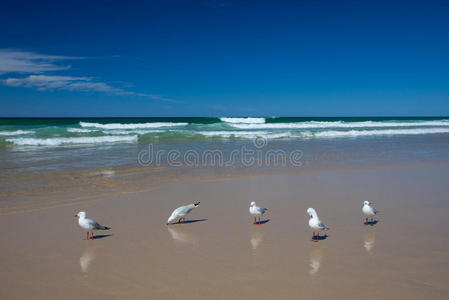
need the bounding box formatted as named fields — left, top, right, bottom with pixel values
left=80, top=247, right=96, bottom=273
left=167, top=226, right=198, bottom=245
left=309, top=246, right=325, bottom=276
left=364, top=231, right=377, bottom=254
left=250, top=231, right=264, bottom=251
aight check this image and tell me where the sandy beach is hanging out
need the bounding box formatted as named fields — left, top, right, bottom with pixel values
left=1, top=163, right=449, bottom=299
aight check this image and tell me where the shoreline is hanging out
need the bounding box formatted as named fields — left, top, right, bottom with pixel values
left=2, top=159, right=449, bottom=215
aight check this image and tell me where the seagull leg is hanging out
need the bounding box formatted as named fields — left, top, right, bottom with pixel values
left=182, top=218, right=185, bottom=224
left=86, top=232, right=89, bottom=240
left=254, top=217, right=256, bottom=225
left=258, top=217, right=261, bottom=225
left=91, top=232, right=94, bottom=240
left=312, top=232, right=315, bottom=241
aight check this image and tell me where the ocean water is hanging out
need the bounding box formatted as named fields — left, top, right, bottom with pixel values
left=1, top=117, right=449, bottom=173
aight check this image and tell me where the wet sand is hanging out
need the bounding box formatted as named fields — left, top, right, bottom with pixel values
left=1, top=164, right=449, bottom=299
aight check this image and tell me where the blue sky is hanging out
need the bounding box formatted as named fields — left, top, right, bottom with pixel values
left=0, top=0, right=448, bottom=117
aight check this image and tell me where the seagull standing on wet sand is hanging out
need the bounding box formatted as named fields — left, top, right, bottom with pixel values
left=362, top=201, right=377, bottom=223
left=75, top=211, right=110, bottom=240
left=249, top=201, right=268, bottom=225
left=307, top=208, right=329, bottom=241
left=167, top=202, right=200, bottom=224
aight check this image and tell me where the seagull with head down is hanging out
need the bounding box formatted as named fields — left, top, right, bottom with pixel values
left=167, top=202, right=200, bottom=225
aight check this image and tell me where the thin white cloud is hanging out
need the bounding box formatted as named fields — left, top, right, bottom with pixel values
left=3, top=75, right=175, bottom=102
left=0, top=49, right=174, bottom=102
left=0, top=49, right=81, bottom=75
left=5, top=75, right=100, bottom=91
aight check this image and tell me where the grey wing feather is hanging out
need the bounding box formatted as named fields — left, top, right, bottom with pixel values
left=255, top=206, right=267, bottom=214
left=318, top=221, right=328, bottom=230
left=175, top=204, right=195, bottom=216
left=90, top=219, right=109, bottom=230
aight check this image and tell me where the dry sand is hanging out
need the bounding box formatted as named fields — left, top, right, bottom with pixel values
left=1, top=164, right=449, bottom=299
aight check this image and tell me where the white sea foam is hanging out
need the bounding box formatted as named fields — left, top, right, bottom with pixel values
left=79, top=121, right=188, bottom=129
left=6, top=135, right=138, bottom=146
left=198, top=131, right=293, bottom=139
left=199, top=127, right=449, bottom=139
left=103, top=129, right=164, bottom=135
left=0, top=130, right=33, bottom=136
left=313, top=128, right=449, bottom=138
left=229, top=120, right=449, bottom=129
left=220, top=117, right=266, bottom=124
left=67, top=128, right=95, bottom=133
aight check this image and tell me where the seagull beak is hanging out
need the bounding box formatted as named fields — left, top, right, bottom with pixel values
left=74, top=214, right=78, bottom=217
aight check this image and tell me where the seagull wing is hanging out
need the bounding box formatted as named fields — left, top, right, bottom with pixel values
left=255, top=205, right=267, bottom=215
left=87, top=218, right=110, bottom=230
left=318, top=220, right=329, bottom=230
left=174, top=204, right=196, bottom=216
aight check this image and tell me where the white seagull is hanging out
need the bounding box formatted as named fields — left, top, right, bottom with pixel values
left=75, top=211, right=110, bottom=240
left=307, top=208, right=329, bottom=241
left=249, top=201, right=268, bottom=225
left=362, top=201, right=377, bottom=223
left=167, top=202, right=200, bottom=224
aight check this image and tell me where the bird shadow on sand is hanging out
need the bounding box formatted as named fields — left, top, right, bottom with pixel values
left=253, top=219, right=271, bottom=225
left=92, top=234, right=113, bottom=240
left=363, top=220, right=379, bottom=226
left=312, top=234, right=328, bottom=241
left=169, top=219, right=208, bottom=225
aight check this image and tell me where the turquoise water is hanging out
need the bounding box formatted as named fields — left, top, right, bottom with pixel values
left=1, top=117, right=449, bottom=146
left=1, top=117, right=449, bottom=174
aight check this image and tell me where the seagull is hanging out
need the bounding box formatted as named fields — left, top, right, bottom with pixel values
left=75, top=211, right=110, bottom=240
left=362, top=201, right=377, bottom=223
left=249, top=201, right=268, bottom=225
left=167, top=202, right=200, bottom=225
left=307, top=208, right=329, bottom=241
